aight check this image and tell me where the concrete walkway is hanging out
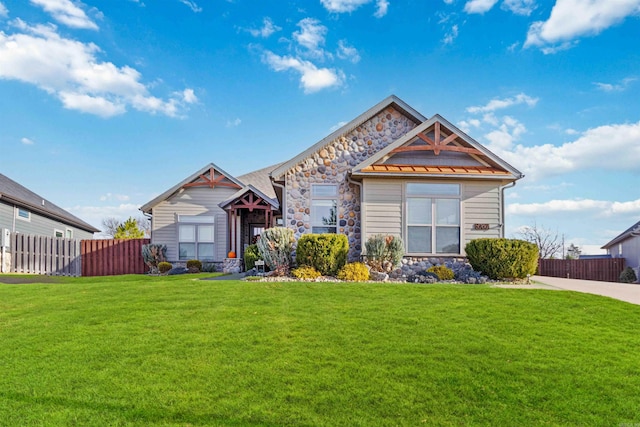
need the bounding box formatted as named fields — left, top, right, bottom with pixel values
left=530, top=275, right=640, bottom=306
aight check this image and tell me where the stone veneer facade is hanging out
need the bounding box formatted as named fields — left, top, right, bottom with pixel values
left=284, top=107, right=418, bottom=261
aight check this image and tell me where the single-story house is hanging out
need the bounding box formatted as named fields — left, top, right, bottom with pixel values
left=140, top=95, right=523, bottom=266
left=0, top=173, right=99, bottom=240
left=602, top=220, right=640, bottom=278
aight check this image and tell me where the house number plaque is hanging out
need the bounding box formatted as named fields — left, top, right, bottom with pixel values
left=473, top=223, right=490, bottom=230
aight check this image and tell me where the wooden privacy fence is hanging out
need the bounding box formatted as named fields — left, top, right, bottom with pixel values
left=82, top=238, right=150, bottom=277
left=10, top=233, right=81, bottom=276
left=538, top=258, right=626, bottom=283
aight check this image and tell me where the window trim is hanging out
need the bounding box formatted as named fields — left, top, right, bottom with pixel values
left=16, top=207, right=31, bottom=222
left=310, top=184, right=338, bottom=234
left=405, top=183, right=461, bottom=255
left=177, top=215, right=215, bottom=261
left=54, top=229, right=64, bottom=238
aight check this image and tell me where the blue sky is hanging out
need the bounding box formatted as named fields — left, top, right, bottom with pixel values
left=1, top=0, right=639, bottom=253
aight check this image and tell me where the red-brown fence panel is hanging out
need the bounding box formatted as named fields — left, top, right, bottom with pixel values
left=538, top=258, right=626, bottom=283
left=81, top=238, right=150, bottom=277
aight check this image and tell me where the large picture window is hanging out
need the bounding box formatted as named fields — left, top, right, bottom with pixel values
left=178, top=215, right=215, bottom=260
left=311, top=184, right=337, bottom=233
left=406, top=183, right=460, bottom=254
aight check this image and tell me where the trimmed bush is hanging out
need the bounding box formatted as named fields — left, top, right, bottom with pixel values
left=244, top=244, right=262, bottom=271
left=291, top=266, right=322, bottom=280
left=337, top=262, right=370, bottom=281
left=186, top=259, right=202, bottom=273
left=295, top=234, right=349, bottom=276
left=620, top=267, right=637, bottom=283
left=364, top=234, right=404, bottom=272
left=465, top=238, right=538, bottom=280
left=427, top=265, right=455, bottom=280
left=257, top=227, right=295, bottom=276
left=158, top=262, right=173, bottom=274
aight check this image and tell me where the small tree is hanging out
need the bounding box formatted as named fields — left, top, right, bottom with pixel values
left=566, top=243, right=581, bottom=260
left=101, top=217, right=121, bottom=238
left=114, top=217, right=145, bottom=239
left=516, top=222, right=563, bottom=259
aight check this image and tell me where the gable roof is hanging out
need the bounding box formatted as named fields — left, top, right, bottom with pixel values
left=602, top=220, right=640, bottom=249
left=0, top=173, right=100, bottom=233
left=270, top=95, right=427, bottom=180
left=140, top=163, right=244, bottom=213
left=351, top=114, right=524, bottom=180
left=237, top=162, right=284, bottom=200
left=218, top=184, right=279, bottom=210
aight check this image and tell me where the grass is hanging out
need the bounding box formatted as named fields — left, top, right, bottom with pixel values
left=1, top=274, right=639, bottom=426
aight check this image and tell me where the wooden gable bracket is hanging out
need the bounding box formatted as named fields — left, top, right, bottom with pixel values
left=391, top=122, right=483, bottom=156
left=182, top=168, right=242, bottom=190
left=231, top=193, right=271, bottom=212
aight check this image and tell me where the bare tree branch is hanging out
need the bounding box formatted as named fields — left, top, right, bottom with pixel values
left=517, top=222, right=563, bottom=259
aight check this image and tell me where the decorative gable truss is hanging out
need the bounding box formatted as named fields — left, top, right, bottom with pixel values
left=353, top=116, right=522, bottom=180
left=182, top=167, right=242, bottom=190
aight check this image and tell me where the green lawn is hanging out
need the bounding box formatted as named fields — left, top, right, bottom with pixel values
left=1, top=274, right=639, bottom=426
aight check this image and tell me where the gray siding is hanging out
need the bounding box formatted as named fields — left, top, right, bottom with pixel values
left=0, top=200, right=94, bottom=240
left=362, top=178, right=504, bottom=255
left=151, top=186, right=237, bottom=262
left=618, top=237, right=640, bottom=273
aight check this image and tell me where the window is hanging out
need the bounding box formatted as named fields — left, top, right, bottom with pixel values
left=406, top=183, right=460, bottom=254
left=65, top=229, right=73, bottom=239
left=178, top=215, right=215, bottom=260
left=55, top=230, right=64, bottom=238
left=311, top=184, right=337, bottom=233
left=17, top=208, right=30, bottom=221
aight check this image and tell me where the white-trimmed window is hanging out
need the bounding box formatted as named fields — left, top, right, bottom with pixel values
left=55, top=229, right=64, bottom=238
left=65, top=229, right=73, bottom=239
left=311, top=184, right=337, bottom=234
left=178, top=215, right=215, bottom=261
left=16, top=208, right=30, bottom=221
left=406, top=183, right=460, bottom=254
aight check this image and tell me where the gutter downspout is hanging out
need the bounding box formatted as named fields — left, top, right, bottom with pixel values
left=499, top=180, right=518, bottom=238
left=271, top=180, right=286, bottom=226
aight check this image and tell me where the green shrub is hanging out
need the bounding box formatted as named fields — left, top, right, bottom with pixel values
left=186, top=259, right=202, bottom=272
left=257, top=227, right=295, bottom=276
left=295, top=234, right=349, bottom=276
left=158, top=262, right=172, bottom=274
left=465, top=238, right=538, bottom=280
left=364, top=234, right=404, bottom=272
left=619, top=267, right=637, bottom=283
left=427, top=265, right=455, bottom=280
left=291, top=266, right=322, bottom=280
left=244, top=244, right=262, bottom=271
left=337, top=262, right=370, bottom=281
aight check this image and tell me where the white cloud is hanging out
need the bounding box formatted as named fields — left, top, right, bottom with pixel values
left=68, top=203, right=141, bottom=230
left=489, top=120, right=640, bottom=180
left=443, top=0, right=455, bottom=4
left=293, top=18, right=328, bottom=59
left=247, top=17, right=281, bottom=38
left=226, top=118, right=241, bottom=127
left=501, top=0, right=535, bottom=16
left=320, top=0, right=389, bottom=17
left=180, top=88, right=198, bottom=103
left=463, top=0, right=499, bottom=14
left=524, top=0, right=640, bottom=52
left=593, top=77, right=637, bottom=92
left=262, top=51, right=344, bottom=93
left=21, top=137, right=35, bottom=145
left=484, top=115, right=526, bottom=150
left=507, top=197, right=640, bottom=217
left=30, top=0, right=98, bottom=30
left=336, top=40, right=360, bottom=63
left=0, top=21, right=195, bottom=118
left=0, top=2, right=8, bottom=18
left=178, top=0, right=202, bottom=12
left=329, top=120, right=348, bottom=132
left=467, top=93, right=538, bottom=114
left=374, top=0, right=389, bottom=17
left=100, top=193, right=131, bottom=202
left=443, top=24, right=459, bottom=44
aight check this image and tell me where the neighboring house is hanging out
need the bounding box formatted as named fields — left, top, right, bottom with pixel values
left=0, top=173, right=99, bottom=240
left=602, top=220, right=640, bottom=277
left=141, top=95, right=523, bottom=265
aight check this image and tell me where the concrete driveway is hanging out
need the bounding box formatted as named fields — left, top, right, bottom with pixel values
left=531, top=275, right=640, bottom=306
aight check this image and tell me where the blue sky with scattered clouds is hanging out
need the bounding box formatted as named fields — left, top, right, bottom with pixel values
left=1, top=0, right=639, bottom=252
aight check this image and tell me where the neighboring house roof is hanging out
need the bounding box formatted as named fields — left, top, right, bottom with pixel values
left=602, top=220, right=640, bottom=249
left=0, top=173, right=100, bottom=233
left=351, top=114, right=524, bottom=180
left=140, top=163, right=245, bottom=213
left=270, top=95, right=427, bottom=180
